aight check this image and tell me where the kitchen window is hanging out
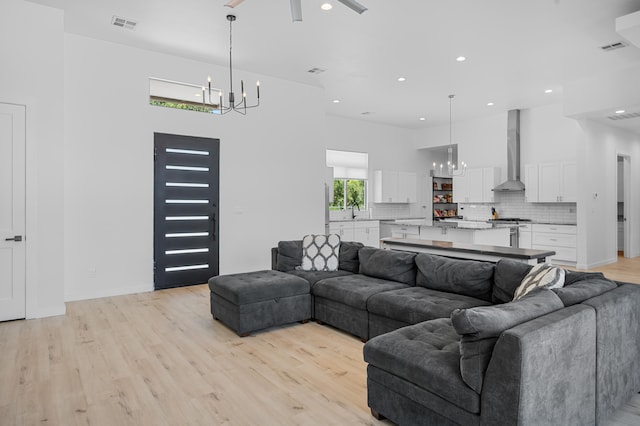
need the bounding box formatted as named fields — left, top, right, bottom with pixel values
left=326, top=150, right=368, bottom=211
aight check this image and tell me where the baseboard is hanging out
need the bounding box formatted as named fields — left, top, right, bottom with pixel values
left=27, top=304, right=66, bottom=319
left=65, top=284, right=153, bottom=303
left=577, top=257, right=618, bottom=270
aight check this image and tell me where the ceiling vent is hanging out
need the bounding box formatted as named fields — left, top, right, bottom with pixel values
left=608, top=111, right=640, bottom=121
left=600, top=41, right=628, bottom=52
left=307, top=67, right=326, bottom=75
left=111, top=16, right=137, bottom=30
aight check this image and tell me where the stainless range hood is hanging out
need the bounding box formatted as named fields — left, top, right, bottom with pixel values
left=493, top=109, right=525, bottom=192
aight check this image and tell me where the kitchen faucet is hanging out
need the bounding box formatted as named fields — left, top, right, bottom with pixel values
left=350, top=203, right=360, bottom=219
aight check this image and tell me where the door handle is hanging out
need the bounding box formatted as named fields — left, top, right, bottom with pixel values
left=212, top=213, right=217, bottom=241
left=5, top=235, right=22, bottom=242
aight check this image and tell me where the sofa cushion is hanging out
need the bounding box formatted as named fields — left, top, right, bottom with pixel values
left=286, top=269, right=354, bottom=286
left=276, top=240, right=302, bottom=272
left=492, top=259, right=533, bottom=303
left=358, top=247, right=416, bottom=285
left=301, top=234, right=340, bottom=271
left=367, top=287, right=491, bottom=326
left=364, top=318, right=481, bottom=414
left=451, top=289, right=564, bottom=393
left=312, top=274, right=408, bottom=310
left=552, top=277, right=617, bottom=306
left=513, top=263, right=565, bottom=301
left=415, top=254, right=495, bottom=302
left=208, top=270, right=310, bottom=305
left=338, top=241, right=364, bottom=273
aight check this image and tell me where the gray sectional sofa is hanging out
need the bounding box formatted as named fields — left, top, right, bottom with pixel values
left=265, top=240, right=640, bottom=425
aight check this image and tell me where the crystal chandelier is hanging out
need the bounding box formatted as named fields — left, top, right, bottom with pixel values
left=433, top=94, right=467, bottom=176
left=204, top=15, right=260, bottom=115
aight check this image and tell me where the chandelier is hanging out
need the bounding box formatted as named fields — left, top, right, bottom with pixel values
left=204, top=15, right=260, bottom=115
left=433, top=94, right=466, bottom=176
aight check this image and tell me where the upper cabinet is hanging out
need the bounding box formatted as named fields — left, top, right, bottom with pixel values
left=373, top=170, right=417, bottom=203
left=525, top=162, right=576, bottom=203
left=453, top=167, right=501, bottom=203
left=524, top=164, right=539, bottom=202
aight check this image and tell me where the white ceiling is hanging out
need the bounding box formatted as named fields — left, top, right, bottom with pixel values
left=25, top=0, right=640, bottom=131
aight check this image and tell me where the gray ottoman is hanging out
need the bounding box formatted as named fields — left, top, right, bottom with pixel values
left=208, top=270, right=311, bottom=336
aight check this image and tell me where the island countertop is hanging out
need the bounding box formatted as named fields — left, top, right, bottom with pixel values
left=380, top=237, right=555, bottom=265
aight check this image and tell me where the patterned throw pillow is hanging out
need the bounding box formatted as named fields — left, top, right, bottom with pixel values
left=512, top=262, right=565, bottom=301
left=301, top=234, right=341, bottom=272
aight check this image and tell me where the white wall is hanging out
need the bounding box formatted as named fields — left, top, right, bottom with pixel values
left=0, top=0, right=66, bottom=318
left=63, top=33, right=327, bottom=301
left=325, top=115, right=428, bottom=217
left=576, top=119, right=640, bottom=268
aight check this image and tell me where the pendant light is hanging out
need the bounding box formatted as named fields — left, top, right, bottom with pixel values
left=432, top=94, right=467, bottom=176
left=204, top=15, right=260, bottom=115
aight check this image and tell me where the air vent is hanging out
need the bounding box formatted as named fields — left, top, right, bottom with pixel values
left=600, top=41, right=628, bottom=52
left=112, top=16, right=137, bottom=30
left=608, top=111, right=640, bottom=120
left=307, top=67, right=326, bottom=74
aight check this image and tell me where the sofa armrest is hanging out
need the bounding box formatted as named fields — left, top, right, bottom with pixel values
left=480, top=304, right=596, bottom=426
left=271, top=247, right=278, bottom=270
left=582, top=283, right=640, bottom=424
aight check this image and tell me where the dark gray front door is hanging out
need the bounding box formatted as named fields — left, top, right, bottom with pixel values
left=153, top=133, right=219, bottom=290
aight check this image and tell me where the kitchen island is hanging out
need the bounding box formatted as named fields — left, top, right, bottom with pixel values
left=380, top=237, right=555, bottom=265
left=385, top=219, right=513, bottom=247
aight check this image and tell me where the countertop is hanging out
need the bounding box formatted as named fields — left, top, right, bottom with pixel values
left=381, top=237, right=555, bottom=262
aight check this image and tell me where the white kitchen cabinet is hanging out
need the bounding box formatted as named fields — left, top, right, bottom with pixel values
left=353, top=220, right=381, bottom=248
left=482, top=167, right=501, bottom=203
left=532, top=224, right=577, bottom=264
left=524, top=164, right=539, bottom=203
left=330, top=220, right=380, bottom=248
left=453, top=168, right=499, bottom=203
left=329, top=222, right=354, bottom=241
left=398, top=172, right=418, bottom=203
left=518, top=224, right=532, bottom=249
left=538, top=162, right=576, bottom=202
left=373, top=170, right=416, bottom=203
left=390, top=223, right=420, bottom=239
left=419, top=225, right=510, bottom=247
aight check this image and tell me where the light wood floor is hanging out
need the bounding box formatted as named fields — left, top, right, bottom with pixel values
left=1, top=257, right=639, bottom=426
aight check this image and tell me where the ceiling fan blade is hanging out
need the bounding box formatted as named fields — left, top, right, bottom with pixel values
left=290, top=0, right=302, bottom=22
left=337, top=0, right=368, bottom=14
left=225, top=0, right=246, bottom=8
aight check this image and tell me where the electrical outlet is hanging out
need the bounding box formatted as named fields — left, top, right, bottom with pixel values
left=88, top=268, right=97, bottom=277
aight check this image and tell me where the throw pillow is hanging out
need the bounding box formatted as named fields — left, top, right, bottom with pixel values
left=512, top=263, right=565, bottom=301
left=301, top=234, right=341, bottom=272
left=492, top=259, right=533, bottom=303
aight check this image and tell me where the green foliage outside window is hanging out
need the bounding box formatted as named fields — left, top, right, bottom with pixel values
left=330, top=179, right=366, bottom=210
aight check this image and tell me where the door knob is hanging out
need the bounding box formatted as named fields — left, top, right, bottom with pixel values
left=5, top=235, right=22, bottom=242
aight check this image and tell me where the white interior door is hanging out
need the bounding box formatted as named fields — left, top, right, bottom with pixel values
left=0, top=103, right=26, bottom=321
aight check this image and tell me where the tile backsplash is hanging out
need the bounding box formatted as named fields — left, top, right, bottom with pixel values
left=459, top=191, right=577, bottom=224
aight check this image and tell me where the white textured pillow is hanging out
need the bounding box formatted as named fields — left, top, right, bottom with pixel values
left=512, top=263, right=565, bottom=301
left=301, top=234, right=341, bottom=272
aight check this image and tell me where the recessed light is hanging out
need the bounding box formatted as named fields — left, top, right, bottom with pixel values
left=487, top=102, right=494, bottom=106
left=321, top=3, right=333, bottom=11
left=397, top=77, right=406, bottom=82
left=195, top=93, right=202, bottom=97
left=615, top=109, right=626, bottom=114
left=419, top=117, right=426, bottom=121
left=332, top=99, right=340, bottom=104
left=544, top=89, right=553, bottom=94
left=456, top=56, right=466, bottom=62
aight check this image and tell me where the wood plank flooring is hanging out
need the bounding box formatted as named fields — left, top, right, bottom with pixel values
left=1, top=257, right=639, bottom=425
